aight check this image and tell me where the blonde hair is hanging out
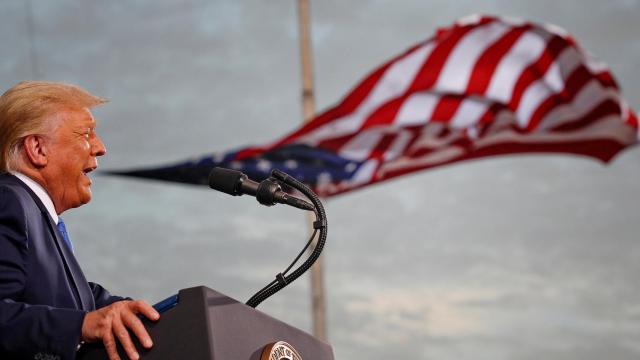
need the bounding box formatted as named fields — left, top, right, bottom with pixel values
left=0, top=81, right=107, bottom=172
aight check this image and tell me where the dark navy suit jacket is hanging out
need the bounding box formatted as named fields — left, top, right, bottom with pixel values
left=0, top=173, right=125, bottom=359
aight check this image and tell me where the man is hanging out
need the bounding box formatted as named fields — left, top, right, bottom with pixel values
left=0, top=81, right=159, bottom=360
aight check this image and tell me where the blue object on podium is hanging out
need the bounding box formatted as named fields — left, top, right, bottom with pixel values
left=152, top=293, right=178, bottom=313
left=77, top=286, right=334, bottom=360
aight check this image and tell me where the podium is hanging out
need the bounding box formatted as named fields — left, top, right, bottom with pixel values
left=78, top=286, right=334, bottom=360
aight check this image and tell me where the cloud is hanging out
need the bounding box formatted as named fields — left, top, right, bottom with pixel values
left=345, top=287, right=500, bottom=343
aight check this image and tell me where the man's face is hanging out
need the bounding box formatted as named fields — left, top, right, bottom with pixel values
left=42, top=106, right=106, bottom=214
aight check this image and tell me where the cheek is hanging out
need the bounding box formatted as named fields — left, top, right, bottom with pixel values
left=73, top=141, right=91, bottom=156
left=67, top=139, right=90, bottom=154
left=72, top=143, right=91, bottom=164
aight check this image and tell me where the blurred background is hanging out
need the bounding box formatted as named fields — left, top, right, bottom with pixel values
left=1, top=1, right=639, bottom=359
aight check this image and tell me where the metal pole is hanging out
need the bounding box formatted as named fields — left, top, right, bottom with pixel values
left=297, top=0, right=327, bottom=341
left=298, top=0, right=316, bottom=122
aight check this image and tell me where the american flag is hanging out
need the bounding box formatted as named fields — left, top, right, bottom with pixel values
left=112, top=15, right=639, bottom=197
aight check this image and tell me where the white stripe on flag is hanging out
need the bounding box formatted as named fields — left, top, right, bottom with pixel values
left=517, top=46, right=585, bottom=128
left=476, top=115, right=635, bottom=147
left=455, top=14, right=483, bottom=27
left=383, top=130, right=414, bottom=161
left=435, top=21, right=512, bottom=94
left=539, top=80, right=621, bottom=130
left=338, top=129, right=384, bottom=160
left=394, top=92, right=439, bottom=126
left=516, top=81, right=551, bottom=128
left=349, top=159, right=379, bottom=186
left=544, top=47, right=582, bottom=93
left=485, top=31, right=549, bottom=103
left=451, top=97, right=490, bottom=128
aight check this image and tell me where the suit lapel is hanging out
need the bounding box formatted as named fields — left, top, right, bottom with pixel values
left=8, top=174, right=95, bottom=311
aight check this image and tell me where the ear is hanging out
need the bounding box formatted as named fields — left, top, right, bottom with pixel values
left=22, top=135, right=49, bottom=168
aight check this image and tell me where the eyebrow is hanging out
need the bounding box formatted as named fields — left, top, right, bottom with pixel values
left=72, top=123, right=96, bottom=134
left=77, top=119, right=97, bottom=127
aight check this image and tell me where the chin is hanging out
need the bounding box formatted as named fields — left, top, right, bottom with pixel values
left=77, top=188, right=93, bottom=207
left=80, top=192, right=92, bottom=205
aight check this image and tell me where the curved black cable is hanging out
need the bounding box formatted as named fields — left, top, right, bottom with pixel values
left=246, top=169, right=328, bottom=308
left=245, top=228, right=316, bottom=307
left=283, top=228, right=318, bottom=276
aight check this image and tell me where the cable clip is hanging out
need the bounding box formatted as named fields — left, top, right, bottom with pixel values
left=313, top=220, right=326, bottom=229
left=276, top=273, right=288, bottom=286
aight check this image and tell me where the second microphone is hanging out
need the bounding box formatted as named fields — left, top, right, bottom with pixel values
left=208, top=167, right=315, bottom=211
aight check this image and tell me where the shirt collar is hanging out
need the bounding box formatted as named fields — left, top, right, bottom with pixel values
left=11, top=171, right=59, bottom=224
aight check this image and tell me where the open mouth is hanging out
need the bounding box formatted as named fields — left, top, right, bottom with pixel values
left=83, top=166, right=96, bottom=176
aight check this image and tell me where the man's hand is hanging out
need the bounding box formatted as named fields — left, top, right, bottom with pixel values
left=81, top=300, right=160, bottom=360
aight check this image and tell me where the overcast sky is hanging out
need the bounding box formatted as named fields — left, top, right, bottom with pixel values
left=1, top=1, right=639, bottom=359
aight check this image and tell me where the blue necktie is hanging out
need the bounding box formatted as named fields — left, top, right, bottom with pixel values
left=56, top=218, right=74, bottom=252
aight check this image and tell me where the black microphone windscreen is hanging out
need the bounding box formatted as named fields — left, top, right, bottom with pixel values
left=209, top=167, right=243, bottom=195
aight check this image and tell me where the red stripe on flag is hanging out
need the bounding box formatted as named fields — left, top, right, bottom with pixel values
left=550, top=99, right=621, bottom=132
left=627, top=109, right=639, bottom=128
left=431, top=95, right=464, bottom=122
left=526, top=65, right=593, bottom=130
left=467, top=25, right=531, bottom=94
left=409, top=22, right=485, bottom=91
left=508, top=35, right=570, bottom=110
left=369, top=133, right=396, bottom=160
left=478, top=103, right=505, bottom=126
left=593, top=71, right=617, bottom=89
left=317, top=133, right=356, bottom=152
left=359, top=96, right=406, bottom=129
left=379, top=139, right=628, bottom=182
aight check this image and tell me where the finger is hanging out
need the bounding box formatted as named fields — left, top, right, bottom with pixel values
left=131, top=300, right=160, bottom=321
left=122, top=310, right=154, bottom=349
left=113, top=317, right=139, bottom=360
left=103, top=332, right=121, bottom=360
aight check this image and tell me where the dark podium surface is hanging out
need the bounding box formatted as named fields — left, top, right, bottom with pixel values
left=78, top=286, right=334, bottom=360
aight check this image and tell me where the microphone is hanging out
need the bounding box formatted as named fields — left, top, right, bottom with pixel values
left=208, top=167, right=315, bottom=211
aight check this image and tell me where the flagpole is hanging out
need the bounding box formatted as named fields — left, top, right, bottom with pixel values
left=297, top=0, right=327, bottom=342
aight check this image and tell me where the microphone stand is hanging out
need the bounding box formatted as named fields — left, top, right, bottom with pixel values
left=246, top=169, right=327, bottom=308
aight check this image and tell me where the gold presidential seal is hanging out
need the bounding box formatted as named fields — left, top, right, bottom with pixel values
left=260, top=341, right=303, bottom=360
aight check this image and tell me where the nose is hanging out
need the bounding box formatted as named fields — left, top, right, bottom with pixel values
left=92, top=133, right=107, bottom=157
